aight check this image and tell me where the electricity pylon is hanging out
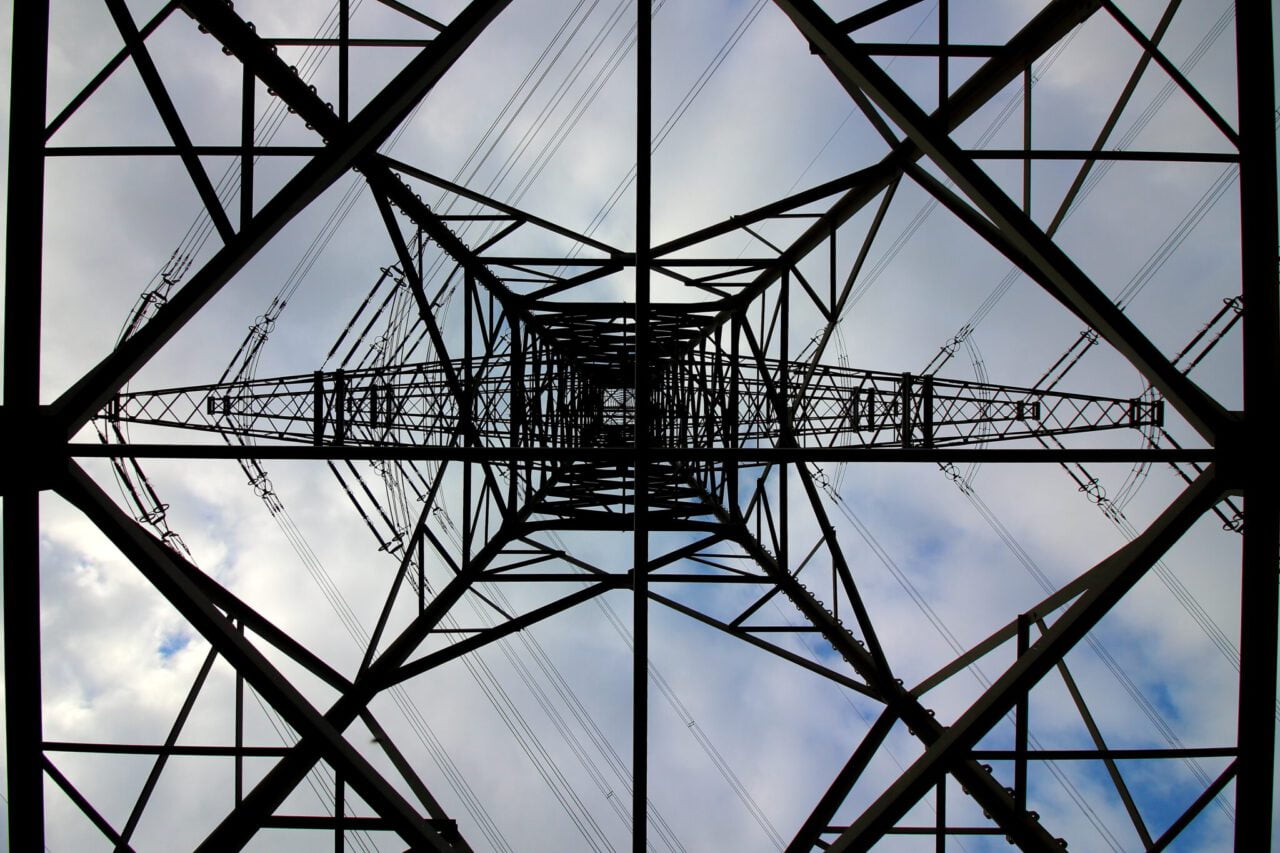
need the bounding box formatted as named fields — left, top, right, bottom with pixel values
left=4, top=1, right=1275, bottom=850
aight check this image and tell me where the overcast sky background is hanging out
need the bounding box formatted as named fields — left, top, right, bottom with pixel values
left=1, top=0, right=1276, bottom=850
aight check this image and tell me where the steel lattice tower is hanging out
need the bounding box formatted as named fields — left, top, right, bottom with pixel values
left=4, top=1, right=1276, bottom=850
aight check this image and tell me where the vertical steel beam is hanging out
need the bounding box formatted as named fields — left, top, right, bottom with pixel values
left=937, top=0, right=948, bottom=113
left=935, top=777, right=945, bottom=853
left=4, top=1, right=49, bottom=846
left=633, top=1, right=653, bottom=848
left=339, top=0, right=350, bottom=121
left=729, top=316, right=740, bottom=515
left=3, top=496, right=43, bottom=843
left=1234, top=0, right=1279, bottom=844
left=779, top=273, right=790, bottom=573
left=509, top=312, right=523, bottom=508
left=235, top=621, right=245, bottom=805
left=240, top=63, right=254, bottom=229
left=1014, top=614, right=1030, bottom=814
left=1022, top=63, right=1032, bottom=214
left=335, top=773, right=346, bottom=852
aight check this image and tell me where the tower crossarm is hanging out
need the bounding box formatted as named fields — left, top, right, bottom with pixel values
left=107, top=355, right=598, bottom=449
left=665, top=354, right=1163, bottom=450
left=108, top=355, right=1161, bottom=453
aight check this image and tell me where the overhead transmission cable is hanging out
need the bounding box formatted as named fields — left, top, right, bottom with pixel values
left=536, top=526, right=785, bottom=849
left=289, top=4, right=706, bottom=835
left=554, top=0, right=770, bottom=271
left=593, top=592, right=788, bottom=849
left=950, top=3, right=1235, bottom=340
left=881, top=3, right=1248, bottom=686
left=285, top=8, right=696, bottom=835
left=346, top=12, right=792, bottom=836
left=796, top=3, right=1242, bottom=841
left=388, top=0, right=644, bottom=316
left=108, top=2, right=520, bottom=846
left=424, top=515, right=633, bottom=851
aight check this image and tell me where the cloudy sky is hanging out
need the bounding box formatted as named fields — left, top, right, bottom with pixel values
left=2, top=0, right=1275, bottom=850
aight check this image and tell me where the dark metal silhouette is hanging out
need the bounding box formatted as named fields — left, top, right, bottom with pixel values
left=5, top=1, right=1274, bottom=850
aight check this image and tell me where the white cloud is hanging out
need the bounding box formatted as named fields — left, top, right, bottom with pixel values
left=6, top=0, right=1272, bottom=850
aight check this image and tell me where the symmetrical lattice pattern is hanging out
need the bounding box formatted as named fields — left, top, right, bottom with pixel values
left=4, top=1, right=1276, bottom=851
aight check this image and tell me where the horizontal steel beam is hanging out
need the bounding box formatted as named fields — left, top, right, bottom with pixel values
left=68, top=442, right=1215, bottom=464
left=45, top=742, right=291, bottom=757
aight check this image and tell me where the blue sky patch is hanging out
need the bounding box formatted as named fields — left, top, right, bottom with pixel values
left=158, top=629, right=191, bottom=660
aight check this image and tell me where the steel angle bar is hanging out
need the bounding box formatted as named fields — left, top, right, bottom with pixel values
left=644, top=533, right=728, bottom=572
left=57, top=463, right=453, bottom=850
left=828, top=467, right=1224, bottom=850
left=965, top=149, right=1236, bottom=163
left=361, top=501, right=438, bottom=677
left=375, top=189, right=556, bottom=362
left=1233, top=0, right=1280, bottom=844
left=375, top=0, right=448, bottom=31
left=369, top=183, right=472, bottom=416
left=358, top=709, right=456, bottom=826
left=652, top=163, right=895, bottom=257
left=380, top=156, right=623, bottom=255
left=838, top=0, right=928, bottom=33
left=686, top=470, right=1064, bottom=849
left=1045, top=0, right=1183, bottom=236
left=198, top=472, right=559, bottom=849
left=42, top=144, right=330, bottom=156
left=790, top=175, right=901, bottom=396
left=66, top=442, right=1217, bottom=464
left=786, top=710, right=896, bottom=853
left=688, top=0, right=1102, bottom=343
left=51, top=0, right=513, bottom=436
left=1099, top=0, right=1238, bottom=147
left=366, top=167, right=608, bottom=378
left=1050, top=629, right=1153, bottom=847
left=4, top=2, right=50, bottom=844
left=910, top=560, right=1102, bottom=698
left=771, top=0, right=1231, bottom=443
left=634, top=6, right=656, bottom=847
left=120, top=644, right=221, bottom=844
left=1150, top=759, right=1238, bottom=852
left=969, top=747, right=1234, bottom=761
left=648, top=590, right=877, bottom=696
left=44, top=2, right=180, bottom=139
left=735, top=321, right=892, bottom=676
left=368, top=182, right=515, bottom=518
left=384, top=580, right=621, bottom=688
left=43, top=742, right=291, bottom=757
left=253, top=38, right=433, bottom=48
left=104, top=0, right=234, bottom=241
left=43, top=756, right=132, bottom=850
left=528, top=262, right=630, bottom=300
left=155, top=544, right=354, bottom=692
left=851, top=42, right=1003, bottom=59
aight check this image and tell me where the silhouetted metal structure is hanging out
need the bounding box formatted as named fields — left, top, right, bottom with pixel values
left=4, top=1, right=1275, bottom=850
